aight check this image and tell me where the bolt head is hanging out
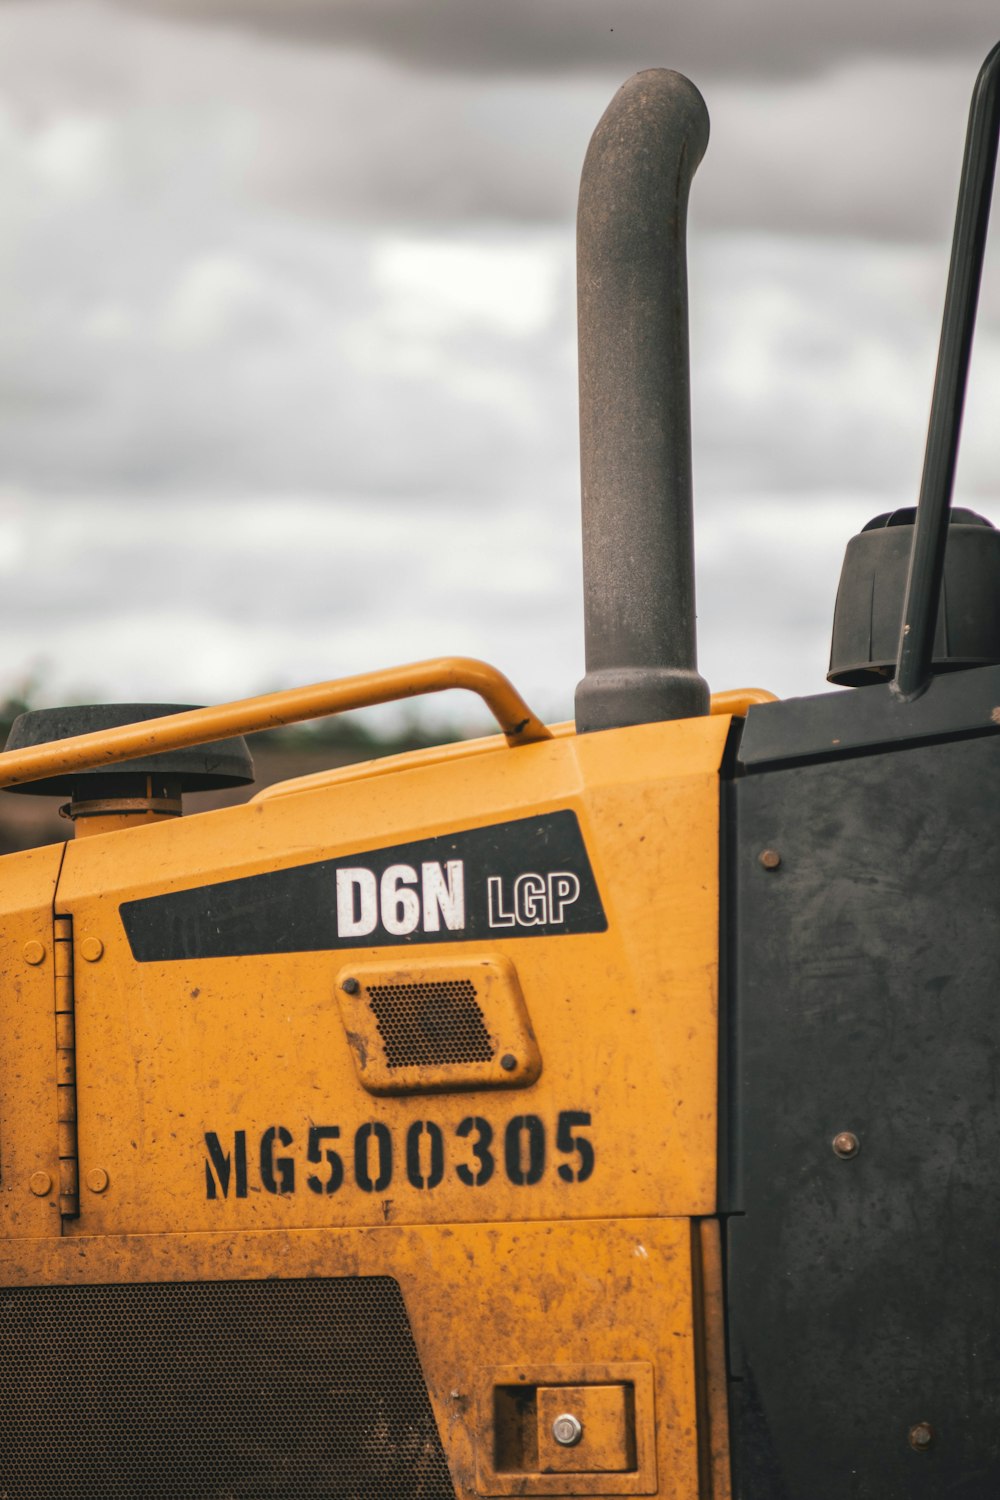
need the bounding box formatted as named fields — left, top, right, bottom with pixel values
left=81, top=937, right=104, bottom=963
left=832, top=1131, right=860, bottom=1159
left=552, top=1413, right=583, bottom=1448
left=500, top=1053, right=517, bottom=1072
left=342, top=977, right=360, bottom=995
left=909, top=1421, right=934, bottom=1451
left=86, top=1167, right=110, bottom=1194
left=23, top=940, right=46, bottom=966
left=759, top=849, right=781, bottom=871
left=29, top=1171, right=52, bottom=1197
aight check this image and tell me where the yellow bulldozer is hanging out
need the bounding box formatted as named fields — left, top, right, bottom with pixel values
left=0, top=38, right=996, bottom=1500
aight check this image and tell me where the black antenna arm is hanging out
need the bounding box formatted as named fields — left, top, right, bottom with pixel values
left=894, top=40, right=1000, bottom=700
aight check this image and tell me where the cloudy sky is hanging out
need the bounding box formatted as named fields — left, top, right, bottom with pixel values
left=0, top=2, right=998, bottom=733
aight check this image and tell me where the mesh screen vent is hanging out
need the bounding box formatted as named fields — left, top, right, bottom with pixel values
left=367, top=979, right=496, bottom=1068
left=0, top=1274, right=455, bottom=1500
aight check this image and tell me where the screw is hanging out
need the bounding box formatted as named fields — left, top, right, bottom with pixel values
left=342, top=977, right=360, bottom=995
left=500, top=1054, right=517, bottom=1072
left=832, top=1131, right=860, bottom=1159
left=759, top=849, right=781, bottom=870
left=552, top=1413, right=583, bottom=1447
left=909, top=1421, right=934, bottom=1452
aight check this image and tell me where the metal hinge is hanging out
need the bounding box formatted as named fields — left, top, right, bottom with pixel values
left=53, top=915, right=79, bottom=1220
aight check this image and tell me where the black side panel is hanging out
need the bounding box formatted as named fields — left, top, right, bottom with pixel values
left=738, top=661, right=1000, bottom=768
left=727, top=731, right=1000, bottom=1498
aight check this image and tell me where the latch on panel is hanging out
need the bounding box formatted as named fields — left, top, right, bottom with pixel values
left=537, top=1384, right=635, bottom=1472
left=476, top=1363, right=656, bottom=1496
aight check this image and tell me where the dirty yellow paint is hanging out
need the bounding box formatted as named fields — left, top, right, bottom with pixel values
left=0, top=843, right=65, bottom=1239
left=699, top=1219, right=733, bottom=1500
left=53, top=714, right=726, bottom=1235
left=0, top=1217, right=701, bottom=1500
left=0, top=703, right=737, bottom=1495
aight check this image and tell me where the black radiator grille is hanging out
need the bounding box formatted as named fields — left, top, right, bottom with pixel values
left=367, top=978, right=495, bottom=1067
left=0, top=1274, right=456, bottom=1500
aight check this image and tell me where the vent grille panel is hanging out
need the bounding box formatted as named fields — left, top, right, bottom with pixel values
left=0, top=1275, right=455, bottom=1500
left=368, top=979, right=496, bottom=1068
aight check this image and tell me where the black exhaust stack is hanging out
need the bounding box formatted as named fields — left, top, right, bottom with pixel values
left=575, top=70, right=711, bottom=733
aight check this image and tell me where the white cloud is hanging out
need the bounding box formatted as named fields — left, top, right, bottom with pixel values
left=372, top=237, right=563, bottom=340
left=157, top=252, right=311, bottom=349
left=31, top=112, right=111, bottom=191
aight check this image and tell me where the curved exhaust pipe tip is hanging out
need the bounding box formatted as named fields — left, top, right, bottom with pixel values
left=574, top=69, right=711, bottom=733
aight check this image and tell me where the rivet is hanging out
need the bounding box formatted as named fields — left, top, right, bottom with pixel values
left=342, top=977, right=360, bottom=995
left=552, top=1413, right=584, bottom=1447
left=500, top=1053, right=517, bottom=1072
left=758, top=849, right=781, bottom=870
left=909, top=1421, right=934, bottom=1451
left=29, top=1171, right=52, bottom=1197
left=23, top=940, right=46, bottom=966
left=832, top=1131, right=860, bottom=1159
left=81, top=937, right=104, bottom=963
left=85, top=1167, right=110, bottom=1194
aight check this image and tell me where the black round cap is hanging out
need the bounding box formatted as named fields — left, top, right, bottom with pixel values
left=828, top=508, right=1000, bottom=687
left=3, top=704, right=255, bottom=797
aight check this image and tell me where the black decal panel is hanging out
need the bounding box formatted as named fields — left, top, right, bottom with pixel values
left=121, top=811, right=606, bottom=960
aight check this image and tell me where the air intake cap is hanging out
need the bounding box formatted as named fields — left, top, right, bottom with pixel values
left=828, top=508, right=1000, bottom=687
left=3, top=704, right=254, bottom=797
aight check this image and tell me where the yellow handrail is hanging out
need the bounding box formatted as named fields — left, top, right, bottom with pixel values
left=709, top=687, right=778, bottom=717
left=0, top=657, right=552, bottom=791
